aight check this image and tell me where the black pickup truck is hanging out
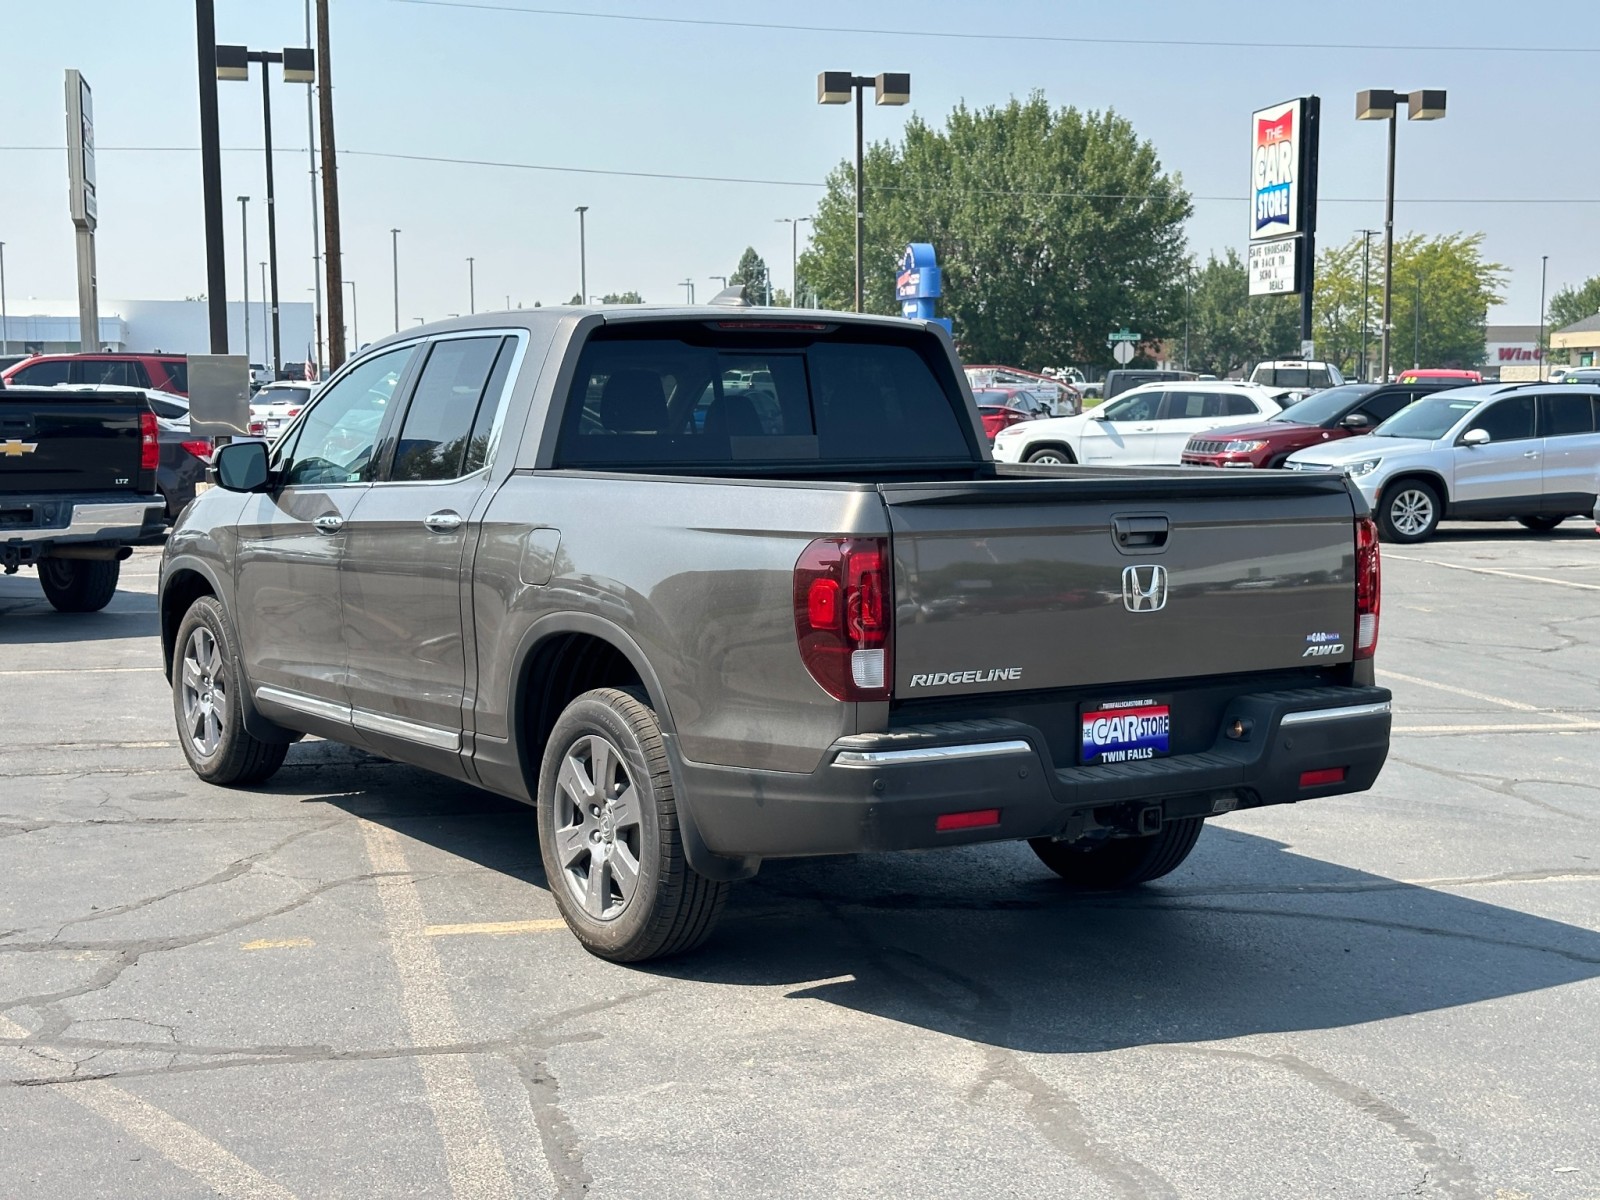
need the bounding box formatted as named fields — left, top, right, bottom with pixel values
left=1, top=386, right=168, bottom=611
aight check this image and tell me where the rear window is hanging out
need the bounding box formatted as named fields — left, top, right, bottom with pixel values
left=554, top=327, right=973, bottom=467
left=1253, top=366, right=1333, bottom=389
left=160, top=360, right=189, bottom=393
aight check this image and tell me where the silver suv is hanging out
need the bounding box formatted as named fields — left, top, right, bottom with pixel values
left=1284, top=383, right=1600, bottom=542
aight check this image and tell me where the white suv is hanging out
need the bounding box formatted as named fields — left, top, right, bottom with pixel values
left=990, top=381, right=1284, bottom=467
left=1284, top=383, right=1600, bottom=543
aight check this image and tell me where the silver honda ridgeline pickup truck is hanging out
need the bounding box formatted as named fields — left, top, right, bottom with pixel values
left=160, top=307, right=1391, bottom=961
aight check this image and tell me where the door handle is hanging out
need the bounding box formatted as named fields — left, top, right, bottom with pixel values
left=312, top=513, right=344, bottom=535
left=424, top=510, right=463, bottom=534
left=1522, top=450, right=1540, bottom=458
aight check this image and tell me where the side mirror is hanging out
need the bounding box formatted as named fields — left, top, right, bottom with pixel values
left=213, top=440, right=271, bottom=492
left=1341, top=413, right=1371, bottom=430
left=1087, top=407, right=1108, bottom=420
left=1460, top=428, right=1491, bottom=447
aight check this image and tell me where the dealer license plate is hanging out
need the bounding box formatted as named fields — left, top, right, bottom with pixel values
left=1081, top=698, right=1171, bottom=765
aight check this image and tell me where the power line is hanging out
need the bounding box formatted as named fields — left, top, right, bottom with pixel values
left=3, top=145, right=1596, bottom=205
left=387, top=0, right=1600, bottom=56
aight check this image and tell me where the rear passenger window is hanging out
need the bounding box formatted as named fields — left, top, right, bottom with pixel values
left=161, top=360, right=189, bottom=393
left=1221, top=394, right=1257, bottom=417
left=13, top=361, right=69, bottom=386
left=72, top=360, right=146, bottom=387
left=1472, top=396, right=1535, bottom=443
left=1539, top=392, right=1596, bottom=438
left=1358, top=392, right=1415, bottom=424
left=390, top=337, right=508, bottom=481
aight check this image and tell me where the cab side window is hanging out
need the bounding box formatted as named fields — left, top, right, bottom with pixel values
left=389, top=337, right=508, bottom=482
left=1471, top=395, right=1535, bottom=443
left=14, top=360, right=70, bottom=387
left=1538, top=392, right=1597, bottom=438
left=276, top=346, right=415, bottom=486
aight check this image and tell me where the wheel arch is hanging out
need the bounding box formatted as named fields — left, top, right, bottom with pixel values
left=1380, top=470, right=1451, bottom=515
left=1023, top=440, right=1078, bottom=464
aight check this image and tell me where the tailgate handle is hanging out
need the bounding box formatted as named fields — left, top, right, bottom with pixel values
left=0, top=415, right=35, bottom=437
left=1111, top=515, right=1169, bottom=552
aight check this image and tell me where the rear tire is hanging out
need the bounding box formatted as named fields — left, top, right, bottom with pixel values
left=1376, top=480, right=1442, bottom=544
left=537, top=688, right=728, bottom=962
left=38, top=558, right=120, bottom=613
left=1517, top=515, right=1566, bottom=532
left=172, top=596, right=288, bottom=786
left=1026, top=445, right=1076, bottom=466
left=1029, top=817, right=1204, bottom=889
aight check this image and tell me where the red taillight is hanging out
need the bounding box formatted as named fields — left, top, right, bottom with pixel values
left=286, top=407, right=301, bottom=417
left=1299, top=767, right=1347, bottom=788
left=1355, top=516, right=1381, bottom=659
left=935, top=809, right=1001, bottom=832
left=139, top=411, right=159, bottom=471
left=794, top=536, right=893, bottom=701
left=180, top=438, right=212, bottom=460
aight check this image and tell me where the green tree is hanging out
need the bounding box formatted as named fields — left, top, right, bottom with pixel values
left=601, top=291, right=645, bottom=304
left=730, top=247, right=773, bottom=303
left=1183, top=249, right=1298, bottom=376
left=795, top=93, right=1192, bottom=367
left=1548, top=275, right=1600, bottom=333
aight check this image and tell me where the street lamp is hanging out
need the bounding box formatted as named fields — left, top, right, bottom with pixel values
left=1357, top=228, right=1380, bottom=380
left=467, top=256, right=476, bottom=315
left=260, top=261, right=271, bottom=369
left=390, top=227, right=401, bottom=332
left=1356, top=88, right=1446, bottom=381
left=776, top=216, right=813, bottom=308
left=709, top=275, right=727, bottom=291
left=680, top=279, right=695, bottom=304
left=237, top=196, right=251, bottom=363
left=345, top=279, right=358, bottom=349
left=574, top=206, right=589, bottom=304
left=216, top=42, right=316, bottom=378
left=1538, top=255, right=1549, bottom=381
left=817, top=71, right=910, bottom=313
left=0, top=240, right=8, bottom=356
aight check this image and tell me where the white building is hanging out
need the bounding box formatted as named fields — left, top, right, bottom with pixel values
left=0, top=298, right=316, bottom=367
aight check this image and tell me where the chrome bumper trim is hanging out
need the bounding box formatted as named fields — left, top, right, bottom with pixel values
left=834, top=739, right=1033, bottom=767
left=1280, top=700, right=1392, bottom=727
left=6, top=499, right=165, bottom=544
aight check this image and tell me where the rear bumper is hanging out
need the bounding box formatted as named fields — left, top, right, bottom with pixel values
left=678, top=686, right=1391, bottom=860
left=2, top=495, right=167, bottom=566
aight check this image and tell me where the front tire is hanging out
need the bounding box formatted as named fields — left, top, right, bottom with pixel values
left=1029, top=817, right=1204, bottom=889
left=1377, top=480, right=1442, bottom=544
left=172, top=596, right=287, bottom=785
left=38, top=558, right=120, bottom=613
left=537, top=688, right=728, bottom=962
left=1026, top=445, right=1076, bottom=466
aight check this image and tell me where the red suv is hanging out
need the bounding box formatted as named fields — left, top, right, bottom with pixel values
left=2, top=353, right=189, bottom=395
left=1181, top=381, right=1454, bottom=469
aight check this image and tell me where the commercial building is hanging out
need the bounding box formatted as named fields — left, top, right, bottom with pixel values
left=1551, top=313, right=1600, bottom=369
left=0, top=298, right=315, bottom=367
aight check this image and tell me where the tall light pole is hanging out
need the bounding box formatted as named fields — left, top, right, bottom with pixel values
left=574, top=206, right=589, bottom=303
left=1356, top=88, right=1446, bottom=382
left=680, top=279, right=695, bottom=304
left=0, top=241, right=9, bottom=356
left=817, top=72, right=910, bottom=313
left=776, top=216, right=813, bottom=307
left=709, top=275, right=727, bottom=291
left=316, top=0, right=346, bottom=370
left=1357, top=228, right=1380, bottom=380
left=1413, top=273, right=1424, bottom=369
left=195, top=0, right=229, bottom=352
left=1538, top=255, right=1549, bottom=381
left=237, top=196, right=251, bottom=362
left=260, top=261, right=271, bottom=369
left=345, top=278, right=358, bottom=349
left=216, top=44, right=316, bottom=378
left=467, top=256, right=476, bottom=314
left=390, top=227, right=401, bottom=332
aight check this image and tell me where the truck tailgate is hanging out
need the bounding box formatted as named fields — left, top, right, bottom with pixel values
left=0, top=389, right=152, bottom=495
left=882, top=471, right=1361, bottom=697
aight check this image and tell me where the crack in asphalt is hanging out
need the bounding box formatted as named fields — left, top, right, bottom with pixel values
left=1162, top=1046, right=1482, bottom=1198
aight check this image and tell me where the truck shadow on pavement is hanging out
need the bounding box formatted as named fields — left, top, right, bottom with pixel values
left=306, top=762, right=1600, bottom=1055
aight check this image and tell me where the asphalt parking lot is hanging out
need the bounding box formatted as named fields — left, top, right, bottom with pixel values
left=2, top=526, right=1598, bottom=1200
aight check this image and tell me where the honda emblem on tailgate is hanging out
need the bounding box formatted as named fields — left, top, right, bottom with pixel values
left=1122, top=564, right=1168, bottom=612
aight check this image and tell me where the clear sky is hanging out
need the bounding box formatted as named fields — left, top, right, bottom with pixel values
left=2, top=0, right=1596, bottom=348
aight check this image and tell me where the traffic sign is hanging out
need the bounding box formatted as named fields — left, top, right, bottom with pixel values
left=1108, top=328, right=1140, bottom=343
left=1112, top=341, right=1136, bottom=365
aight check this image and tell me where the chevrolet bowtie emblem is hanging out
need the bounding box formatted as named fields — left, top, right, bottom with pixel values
left=0, top=439, right=39, bottom=457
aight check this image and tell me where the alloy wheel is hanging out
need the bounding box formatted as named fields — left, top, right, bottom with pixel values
left=179, top=626, right=227, bottom=758
left=553, top=734, right=643, bottom=921
left=1389, top=489, right=1435, bottom=537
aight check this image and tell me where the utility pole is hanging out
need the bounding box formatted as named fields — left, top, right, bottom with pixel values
left=390, top=227, right=401, bottom=332
left=575, top=207, right=588, bottom=303
left=237, top=196, right=250, bottom=362
left=195, top=0, right=229, bottom=351
left=467, top=257, right=475, bottom=314
left=316, top=0, right=345, bottom=368
left=1538, top=255, right=1549, bottom=381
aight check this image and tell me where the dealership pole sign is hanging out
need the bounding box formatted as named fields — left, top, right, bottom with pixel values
left=896, top=243, right=952, bottom=335
left=65, top=69, right=100, bottom=352
left=1247, top=96, right=1321, bottom=349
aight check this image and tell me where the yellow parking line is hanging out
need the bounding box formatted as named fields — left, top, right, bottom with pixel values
left=423, top=919, right=566, bottom=937
left=1379, top=668, right=1589, bottom=723
left=1386, top=556, right=1600, bottom=591
left=0, top=1013, right=300, bottom=1199
left=240, top=937, right=315, bottom=950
